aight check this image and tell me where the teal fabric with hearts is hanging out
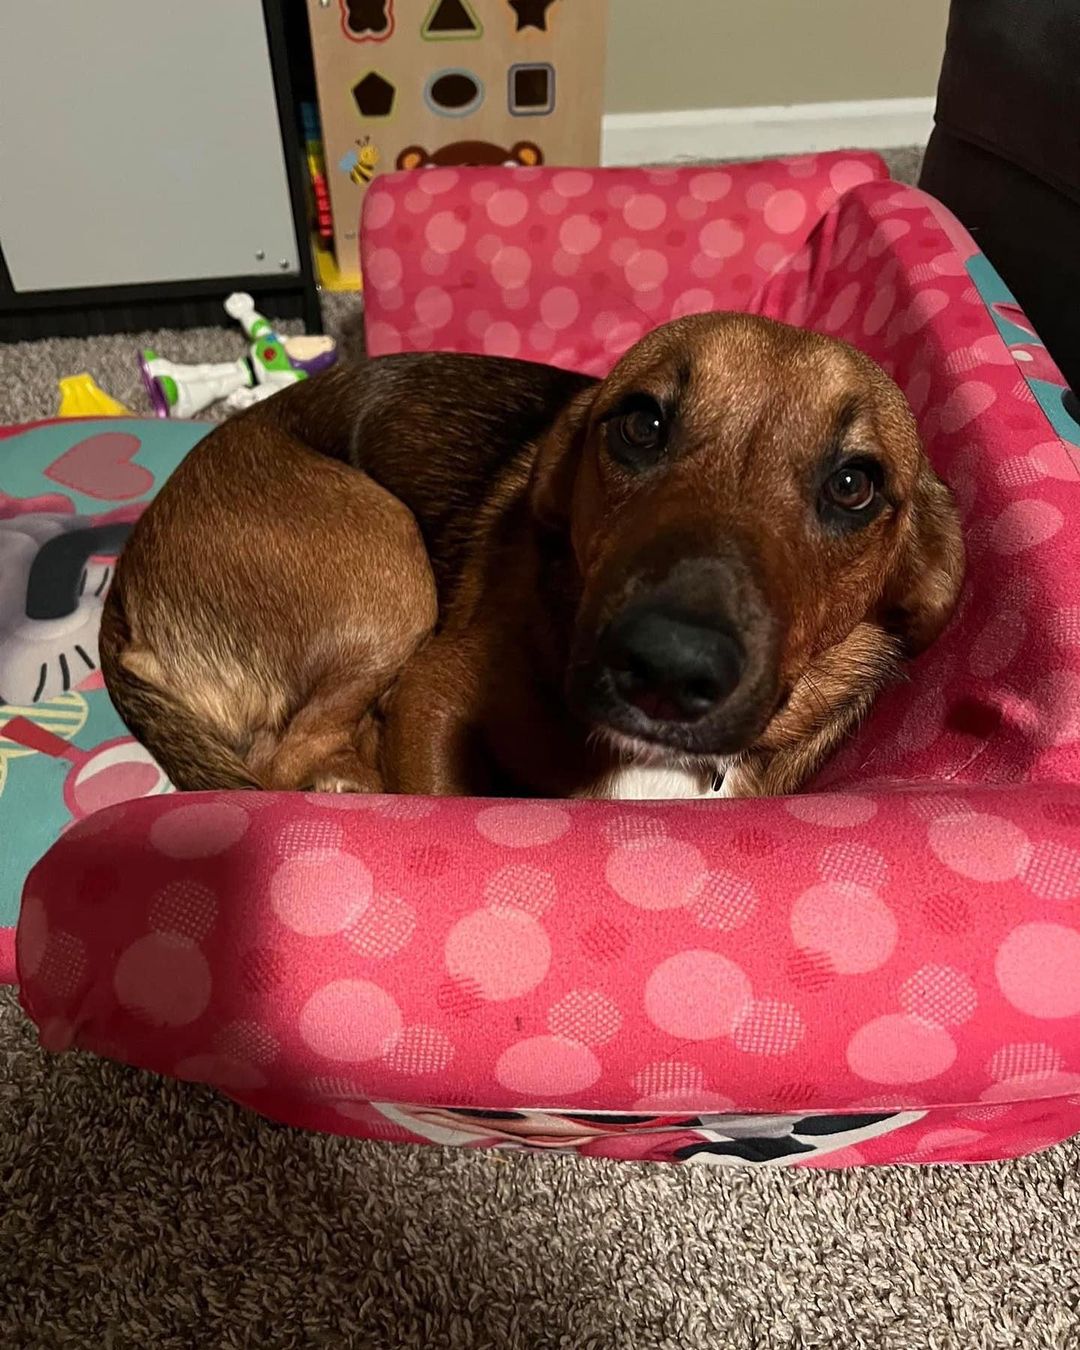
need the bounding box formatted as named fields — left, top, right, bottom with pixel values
left=0, top=418, right=206, bottom=977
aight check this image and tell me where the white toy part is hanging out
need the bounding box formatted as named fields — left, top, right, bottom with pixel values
left=141, top=352, right=253, bottom=419
left=0, top=513, right=121, bottom=705
left=222, top=384, right=282, bottom=414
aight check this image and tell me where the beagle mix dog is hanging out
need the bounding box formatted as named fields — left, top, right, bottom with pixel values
left=101, top=313, right=964, bottom=801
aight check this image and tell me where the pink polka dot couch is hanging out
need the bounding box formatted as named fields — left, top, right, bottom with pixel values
left=12, top=151, right=1080, bottom=1169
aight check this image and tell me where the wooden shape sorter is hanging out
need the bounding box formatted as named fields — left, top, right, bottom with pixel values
left=306, top=0, right=609, bottom=285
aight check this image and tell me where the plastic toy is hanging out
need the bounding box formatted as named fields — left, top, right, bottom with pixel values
left=139, top=293, right=338, bottom=419
left=56, top=374, right=132, bottom=419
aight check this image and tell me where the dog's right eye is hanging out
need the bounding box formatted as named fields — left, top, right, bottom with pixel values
left=605, top=397, right=668, bottom=468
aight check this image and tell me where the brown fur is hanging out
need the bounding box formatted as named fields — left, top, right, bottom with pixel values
left=101, top=313, right=964, bottom=799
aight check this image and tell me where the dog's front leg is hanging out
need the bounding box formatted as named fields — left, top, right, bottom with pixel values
left=722, top=622, right=901, bottom=799
left=381, top=634, right=495, bottom=796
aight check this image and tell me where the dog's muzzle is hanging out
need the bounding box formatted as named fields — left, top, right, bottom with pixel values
left=571, top=555, right=781, bottom=756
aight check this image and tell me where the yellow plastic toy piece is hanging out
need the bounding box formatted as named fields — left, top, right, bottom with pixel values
left=57, top=373, right=133, bottom=418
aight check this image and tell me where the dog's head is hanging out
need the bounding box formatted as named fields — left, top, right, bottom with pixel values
left=532, top=312, right=964, bottom=763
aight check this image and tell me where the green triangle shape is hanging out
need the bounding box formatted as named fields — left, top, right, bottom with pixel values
left=422, top=0, right=483, bottom=39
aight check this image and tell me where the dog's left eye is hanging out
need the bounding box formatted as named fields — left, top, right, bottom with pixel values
left=605, top=397, right=667, bottom=468
left=823, top=462, right=877, bottom=512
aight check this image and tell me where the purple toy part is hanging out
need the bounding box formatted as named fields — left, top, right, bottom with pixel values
left=290, top=345, right=339, bottom=377
left=137, top=351, right=170, bottom=420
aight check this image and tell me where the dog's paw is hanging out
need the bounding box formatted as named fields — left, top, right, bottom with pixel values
left=307, top=774, right=367, bottom=794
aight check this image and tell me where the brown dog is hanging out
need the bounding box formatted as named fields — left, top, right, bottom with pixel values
left=100, top=313, right=964, bottom=801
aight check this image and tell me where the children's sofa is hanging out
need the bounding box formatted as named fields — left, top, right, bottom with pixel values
left=8, top=151, right=1080, bottom=1168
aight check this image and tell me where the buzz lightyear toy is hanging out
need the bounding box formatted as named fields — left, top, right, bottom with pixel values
left=139, top=293, right=338, bottom=419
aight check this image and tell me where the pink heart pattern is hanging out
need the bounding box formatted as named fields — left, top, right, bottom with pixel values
left=45, top=432, right=152, bottom=501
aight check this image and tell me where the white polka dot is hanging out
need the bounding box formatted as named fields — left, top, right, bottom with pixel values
left=150, top=803, right=249, bottom=858
left=483, top=864, right=556, bottom=916
left=496, top=1035, right=600, bottom=1095
left=995, top=922, right=1080, bottom=1018
left=829, top=159, right=876, bottom=194
left=669, top=287, right=716, bottom=320
left=363, top=190, right=394, bottom=230
left=364, top=247, right=403, bottom=289
left=475, top=803, right=570, bottom=847
left=898, top=964, right=977, bottom=1025
left=539, top=285, right=579, bottom=331
left=764, top=189, right=808, bottom=234
left=823, top=282, right=861, bottom=330
left=644, top=951, right=751, bottom=1040
left=847, top=1014, right=957, bottom=1084
left=559, top=214, right=602, bottom=256
left=692, top=870, right=758, bottom=931
left=731, top=999, right=805, bottom=1055
left=483, top=321, right=521, bottom=358
left=987, top=1042, right=1063, bottom=1082
left=274, top=818, right=345, bottom=857
left=981, top=1071, right=1080, bottom=1103
left=424, top=211, right=467, bottom=254
left=298, top=979, right=403, bottom=1061
left=548, top=989, right=622, bottom=1045
left=485, top=187, right=528, bottom=226
left=415, top=285, right=454, bottom=329
left=861, top=284, right=896, bottom=336
left=699, top=220, right=744, bottom=260
left=786, top=794, right=877, bottom=827
left=929, top=813, right=1031, bottom=882
left=688, top=171, right=732, bottom=202
left=551, top=170, right=594, bottom=198
left=969, top=609, right=1026, bottom=678
left=624, top=248, right=668, bottom=291
left=444, top=907, right=551, bottom=1000
left=791, top=882, right=897, bottom=974
left=365, top=320, right=404, bottom=353
left=1020, top=841, right=1080, bottom=901
left=35, top=930, right=87, bottom=999
left=622, top=192, right=667, bottom=231
left=605, top=837, right=707, bottom=910
left=938, top=380, right=997, bottom=433
left=990, top=500, right=1064, bottom=554
left=342, top=891, right=416, bottom=960
left=114, top=933, right=211, bottom=1026
left=490, top=244, right=531, bottom=289
left=383, top=1025, right=455, bottom=1075
left=271, top=854, right=372, bottom=937
left=633, top=1089, right=735, bottom=1112
left=1034, top=670, right=1080, bottom=746
left=817, top=841, right=889, bottom=889
left=148, top=880, right=217, bottom=941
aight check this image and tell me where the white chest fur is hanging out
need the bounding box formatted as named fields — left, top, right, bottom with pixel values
left=598, top=761, right=734, bottom=800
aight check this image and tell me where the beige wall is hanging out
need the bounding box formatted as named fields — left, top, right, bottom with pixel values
left=604, top=0, right=949, bottom=112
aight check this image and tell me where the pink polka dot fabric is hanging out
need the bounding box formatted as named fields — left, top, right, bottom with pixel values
left=17, top=157, right=1080, bottom=1169
left=360, top=154, right=888, bottom=376
left=18, top=785, right=1080, bottom=1167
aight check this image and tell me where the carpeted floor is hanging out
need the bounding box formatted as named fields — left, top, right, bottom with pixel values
left=4, top=145, right=1080, bottom=1349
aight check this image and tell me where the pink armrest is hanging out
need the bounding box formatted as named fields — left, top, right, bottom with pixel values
left=19, top=783, right=1080, bottom=1166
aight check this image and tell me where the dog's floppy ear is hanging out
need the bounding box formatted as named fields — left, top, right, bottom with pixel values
left=529, top=388, right=595, bottom=527
left=879, top=465, right=965, bottom=654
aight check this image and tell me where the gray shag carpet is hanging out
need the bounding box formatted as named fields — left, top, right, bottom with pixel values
left=5, top=146, right=1080, bottom=1349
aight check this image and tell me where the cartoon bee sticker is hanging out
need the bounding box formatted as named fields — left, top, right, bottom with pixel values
left=343, top=136, right=380, bottom=187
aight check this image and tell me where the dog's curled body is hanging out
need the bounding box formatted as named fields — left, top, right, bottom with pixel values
left=102, top=314, right=963, bottom=800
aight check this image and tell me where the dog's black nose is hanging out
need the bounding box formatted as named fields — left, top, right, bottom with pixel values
left=601, top=608, right=744, bottom=724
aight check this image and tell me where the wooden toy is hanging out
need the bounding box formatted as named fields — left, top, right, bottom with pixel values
left=305, top=0, right=609, bottom=285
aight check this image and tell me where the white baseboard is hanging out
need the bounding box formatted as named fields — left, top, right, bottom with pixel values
left=601, top=97, right=935, bottom=166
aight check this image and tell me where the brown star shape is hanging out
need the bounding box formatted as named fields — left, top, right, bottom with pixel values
left=508, top=0, right=557, bottom=32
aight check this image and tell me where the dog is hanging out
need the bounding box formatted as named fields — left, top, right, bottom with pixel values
left=100, top=313, right=964, bottom=801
